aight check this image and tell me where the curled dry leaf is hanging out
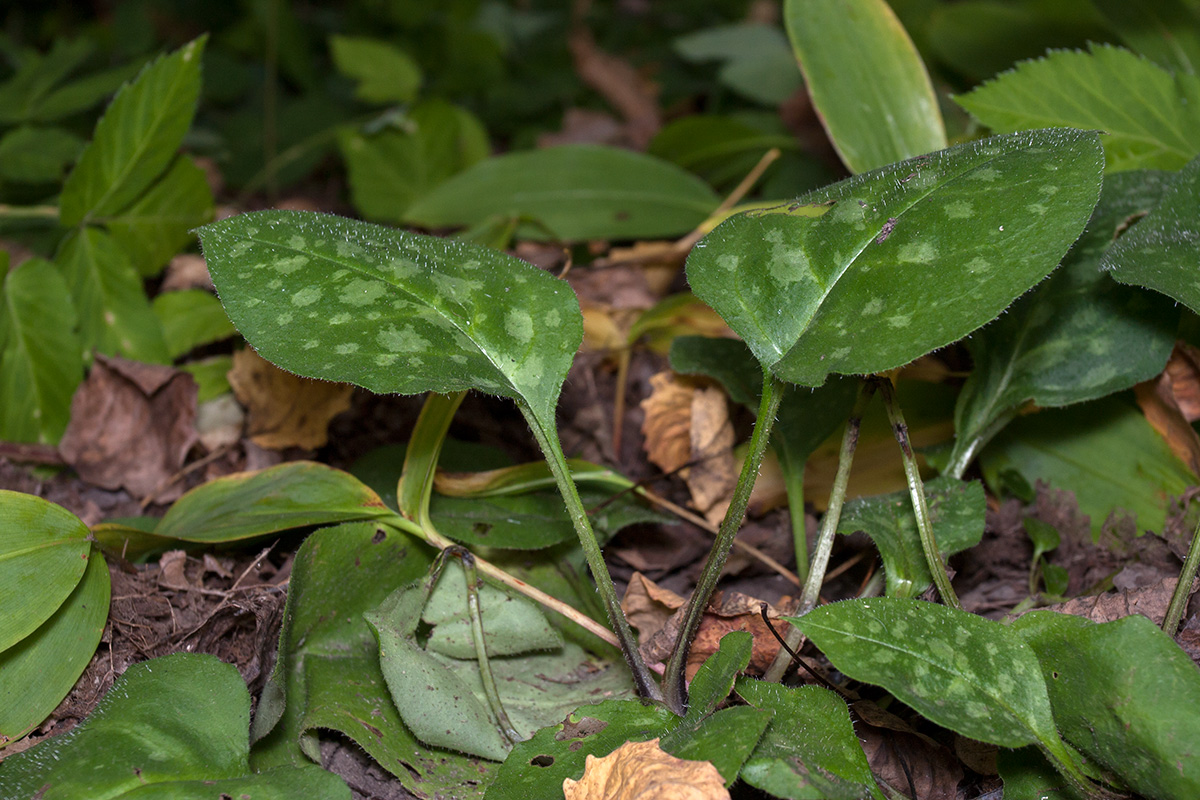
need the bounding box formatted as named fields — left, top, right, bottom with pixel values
left=1135, top=350, right=1200, bottom=476
left=563, top=738, right=729, bottom=800
left=227, top=348, right=353, bottom=450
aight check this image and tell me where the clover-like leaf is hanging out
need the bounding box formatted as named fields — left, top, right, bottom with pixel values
left=687, top=129, right=1103, bottom=387
left=198, top=210, right=582, bottom=426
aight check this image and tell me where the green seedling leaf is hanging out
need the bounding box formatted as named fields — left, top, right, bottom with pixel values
left=1104, top=155, right=1200, bottom=313
left=339, top=100, right=489, bottom=223
left=687, top=129, right=1104, bottom=387
left=956, top=44, right=1200, bottom=171
left=60, top=36, right=206, bottom=226
left=673, top=24, right=803, bottom=105
left=0, top=491, right=91, bottom=652
left=54, top=226, right=170, bottom=363
left=784, top=0, right=946, bottom=173
left=329, top=35, right=421, bottom=104
left=0, top=258, right=82, bottom=444
left=736, top=679, right=884, bottom=800
left=0, top=550, right=108, bottom=745
left=980, top=396, right=1196, bottom=540
left=197, top=209, right=581, bottom=426
left=1093, top=0, right=1200, bottom=74
left=153, top=288, right=236, bottom=359
left=405, top=144, right=721, bottom=241
left=0, top=652, right=349, bottom=799
left=1014, top=611, right=1200, bottom=799
left=1024, top=518, right=1060, bottom=563
left=792, top=598, right=1060, bottom=749
left=949, top=169, right=1180, bottom=476
left=837, top=477, right=985, bottom=598
left=105, top=154, right=215, bottom=276
left=0, top=125, right=83, bottom=183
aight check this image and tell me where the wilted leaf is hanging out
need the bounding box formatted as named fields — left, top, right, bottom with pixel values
left=563, top=738, right=729, bottom=800
left=228, top=347, right=352, bottom=450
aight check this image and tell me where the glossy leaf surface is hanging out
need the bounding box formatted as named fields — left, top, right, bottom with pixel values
left=784, top=0, right=946, bottom=173
left=405, top=145, right=721, bottom=241
left=1103, top=155, right=1200, bottom=314
left=60, top=36, right=205, bottom=225
left=957, top=44, right=1200, bottom=171
left=198, top=210, right=582, bottom=424
left=687, top=129, right=1103, bottom=387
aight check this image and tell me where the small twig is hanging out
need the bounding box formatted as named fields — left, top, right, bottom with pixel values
left=139, top=445, right=232, bottom=510
left=759, top=603, right=839, bottom=693
left=0, top=441, right=66, bottom=466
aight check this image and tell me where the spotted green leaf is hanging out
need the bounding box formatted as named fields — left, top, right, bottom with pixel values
left=687, top=129, right=1103, bottom=387
left=59, top=36, right=206, bottom=226
left=1103, top=155, right=1200, bottom=314
left=791, top=598, right=1060, bottom=749
left=947, top=169, right=1179, bottom=477
left=837, top=477, right=985, bottom=598
left=197, top=210, right=582, bottom=426
left=784, top=0, right=946, bottom=173
left=956, top=44, right=1200, bottom=172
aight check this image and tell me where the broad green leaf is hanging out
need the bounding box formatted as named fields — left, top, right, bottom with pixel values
left=784, top=0, right=946, bottom=173
left=0, top=491, right=90, bottom=652
left=1014, top=611, right=1200, bottom=799
left=198, top=210, right=582, bottom=425
left=837, top=477, right=985, bottom=598
left=997, top=748, right=1083, bottom=800
left=673, top=24, right=804, bottom=105
left=181, top=354, right=233, bottom=403
left=405, top=145, right=722, bottom=241
left=0, top=125, right=82, bottom=183
left=949, top=169, right=1180, bottom=475
left=153, top=288, right=236, bottom=359
left=54, top=227, right=170, bottom=363
left=736, top=679, right=884, bottom=800
left=0, top=548, right=107, bottom=745
left=980, top=396, right=1196, bottom=540
left=648, top=115, right=798, bottom=191
left=0, top=652, right=349, bottom=799
left=105, top=154, right=215, bottom=276
left=339, top=102, right=492, bottom=223
left=791, top=598, right=1059, bottom=749
left=0, top=258, right=83, bottom=443
left=1093, top=0, right=1200, bottom=74
left=60, top=36, right=206, bottom=226
left=1103, top=155, right=1200, bottom=313
left=686, top=129, right=1104, bottom=387
left=329, top=35, right=421, bottom=104
left=956, top=44, right=1200, bottom=171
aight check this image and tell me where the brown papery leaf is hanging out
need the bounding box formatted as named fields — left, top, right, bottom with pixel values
left=1165, top=341, right=1200, bottom=421
left=563, top=738, right=729, bottom=800
left=1134, top=369, right=1200, bottom=476
left=228, top=348, right=353, bottom=450
left=621, top=572, right=685, bottom=641
left=641, top=372, right=695, bottom=475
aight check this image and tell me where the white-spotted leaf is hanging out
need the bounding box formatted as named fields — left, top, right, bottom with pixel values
left=197, top=210, right=582, bottom=425
left=687, top=129, right=1103, bottom=387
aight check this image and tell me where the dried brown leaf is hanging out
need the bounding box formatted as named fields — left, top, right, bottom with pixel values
left=563, top=738, right=729, bottom=800
left=1165, top=341, right=1200, bottom=421
left=228, top=348, right=353, bottom=450
left=621, top=572, right=685, bottom=641
left=1134, top=370, right=1200, bottom=476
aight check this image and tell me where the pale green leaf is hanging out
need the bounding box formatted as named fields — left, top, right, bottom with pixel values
left=784, top=0, right=946, bottom=173
left=59, top=36, right=205, bottom=226
left=687, top=129, right=1103, bottom=387
left=197, top=210, right=583, bottom=425
left=1103, top=154, right=1200, bottom=313
left=405, top=145, right=721, bottom=241
left=0, top=258, right=83, bottom=443
left=54, top=227, right=169, bottom=363
left=329, top=35, right=421, bottom=105
left=956, top=44, right=1200, bottom=171
left=153, top=288, right=236, bottom=359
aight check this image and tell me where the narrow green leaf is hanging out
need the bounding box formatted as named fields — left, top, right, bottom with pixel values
left=784, top=0, right=946, bottom=173
left=1014, top=611, right=1200, bottom=799
left=105, top=154, right=214, bottom=276
left=0, top=652, right=349, bottom=799
left=153, top=288, right=236, bottom=359
left=1093, top=0, right=1200, bottom=74
left=60, top=36, right=206, bottom=226
left=0, top=551, right=108, bottom=746
left=31, top=60, right=142, bottom=123
left=405, top=145, right=722, bottom=241
left=682, top=630, right=753, bottom=724
left=949, top=169, right=1180, bottom=475
left=329, top=35, right=421, bottom=104
left=838, top=477, right=985, bottom=598
left=0, top=258, right=83, bottom=443
left=54, top=227, right=170, bottom=363
left=0, top=38, right=93, bottom=125
left=736, top=679, right=884, bottom=800
left=980, top=396, right=1196, bottom=540
left=198, top=209, right=582, bottom=425
left=673, top=24, right=803, bottom=105
left=0, top=125, right=82, bottom=183
left=792, top=597, right=1059, bottom=748
left=687, top=129, right=1103, bottom=387
left=956, top=44, right=1200, bottom=171
left=1103, top=154, right=1200, bottom=313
